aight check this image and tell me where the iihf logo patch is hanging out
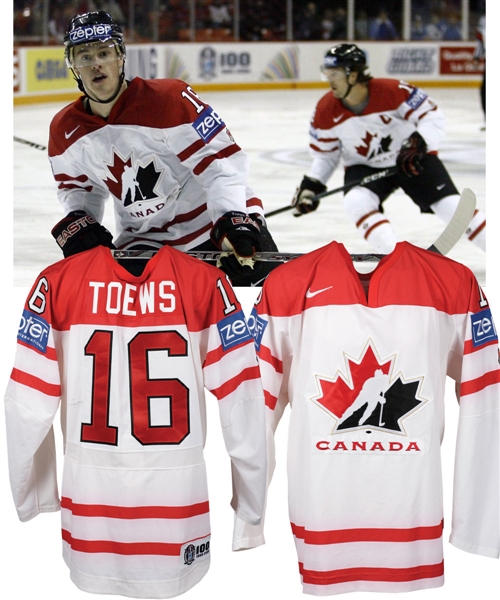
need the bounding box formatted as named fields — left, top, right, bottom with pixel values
left=184, top=544, right=195, bottom=565
left=311, top=341, right=426, bottom=435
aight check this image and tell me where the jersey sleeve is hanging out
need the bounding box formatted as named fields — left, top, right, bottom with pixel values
left=49, top=110, right=110, bottom=222
left=4, top=272, right=62, bottom=522
left=232, top=276, right=293, bottom=550
left=307, top=97, right=342, bottom=184
left=395, top=82, right=446, bottom=152
left=200, top=274, right=267, bottom=526
left=448, top=273, right=500, bottom=558
left=160, top=82, right=259, bottom=221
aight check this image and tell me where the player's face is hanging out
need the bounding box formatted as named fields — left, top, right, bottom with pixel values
left=73, top=41, right=124, bottom=101
left=322, top=67, right=356, bottom=98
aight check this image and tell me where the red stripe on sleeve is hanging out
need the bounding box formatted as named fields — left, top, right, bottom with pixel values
left=246, top=197, right=264, bottom=210
left=209, top=365, right=261, bottom=400
left=264, top=390, right=278, bottom=410
left=18, top=339, right=58, bottom=361
left=258, top=344, right=283, bottom=374
left=460, top=370, right=500, bottom=397
left=177, top=139, right=205, bottom=162
left=10, top=367, right=61, bottom=397
left=463, top=338, right=498, bottom=354
left=193, top=144, right=241, bottom=175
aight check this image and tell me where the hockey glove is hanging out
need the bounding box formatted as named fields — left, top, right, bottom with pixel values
left=396, top=131, right=428, bottom=177
left=292, top=176, right=327, bottom=217
left=210, top=211, right=262, bottom=266
left=51, top=210, right=115, bottom=258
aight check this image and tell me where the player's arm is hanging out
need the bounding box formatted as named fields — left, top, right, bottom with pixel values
left=168, top=82, right=270, bottom=263
left=48, top=119, right=114, bottom=257
left=395, top=82, right=447, bottom=177
left=292, top=104, right=341, bottom=216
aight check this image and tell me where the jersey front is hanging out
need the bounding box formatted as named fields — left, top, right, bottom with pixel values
left=48, top=77, right=263, bottom=250
left=308, top=78, right=446, bottom=183
left=4, top=246, right=267, bottom=598
left=235, top=241, right=500, bottom=595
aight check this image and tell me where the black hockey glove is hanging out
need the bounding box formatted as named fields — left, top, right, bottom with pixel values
left=51, top=210, right=115, bottom=258
left=210, top=211, right=262, bottom=261
left=292, top=176, right=327, bottom=217
left=396, top=131, right=428, bottom=178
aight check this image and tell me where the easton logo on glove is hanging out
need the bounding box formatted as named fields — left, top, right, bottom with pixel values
left=51, top=210, right=115, bottom=258
left=53, top=212, right=98, bottom=249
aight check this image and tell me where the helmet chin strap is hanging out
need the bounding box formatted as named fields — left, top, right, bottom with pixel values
left=340, top=68, right=353, bottom=101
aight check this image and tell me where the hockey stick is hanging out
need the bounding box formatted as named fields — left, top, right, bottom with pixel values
left=13, top=136, right=47, bottom=151
left=265, top=167, right=398, bottom=218
left=112, top=188, right=476, bottom=263
left=427, top=187, right=476, bottom=255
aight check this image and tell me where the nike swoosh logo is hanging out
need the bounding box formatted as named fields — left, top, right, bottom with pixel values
left=437, top=183, right=446, bottom=190
left=333, top=114, right=344, bottom=123
left=65, top=126, right=80, bottom=139
left=306, top=286, right=333, bottom=298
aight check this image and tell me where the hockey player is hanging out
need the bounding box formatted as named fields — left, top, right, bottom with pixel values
left=291, top=43, right=486, bottom=253
left=48, top=11, right=278, bottom=286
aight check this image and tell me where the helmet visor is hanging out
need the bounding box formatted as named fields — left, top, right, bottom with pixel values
left=320, top=66, right=347, bottom=82
left=70, top=41, right=120, bottom=68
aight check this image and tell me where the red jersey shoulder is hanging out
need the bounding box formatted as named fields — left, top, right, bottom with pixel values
left=312, top=91, right=344, bottom=129
left=377, top=244, right=473, bottom=314
left=48, top=98, right=102, bottom=156
left=115, top=77, right=210, bottom=130
left=366, top=78, right=422, bottom=114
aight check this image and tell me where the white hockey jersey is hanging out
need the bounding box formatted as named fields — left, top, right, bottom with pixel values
left=4, top=246, right=266, bottom=598
left=235, top=241, right=500, bottom=595
left=307, top=78, right=446, bottom=183
left=48, top=77, right=264, bottom=249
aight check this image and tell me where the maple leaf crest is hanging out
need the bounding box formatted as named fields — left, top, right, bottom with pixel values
left=312, top=342, right=425, bottom=434
left=355, top=132, right=374, bottom=157
left=102, top=150, right=161, bottom=205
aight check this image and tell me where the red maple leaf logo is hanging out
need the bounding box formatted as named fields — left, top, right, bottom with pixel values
left=355, top=131, right=375, bottom=157
left=103, top=151, right=132, bottom=199
left=314, top=344, right=393, bottom=420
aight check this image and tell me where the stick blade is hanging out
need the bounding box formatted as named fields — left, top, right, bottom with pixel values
left=427, top=188, right=477, bottom=255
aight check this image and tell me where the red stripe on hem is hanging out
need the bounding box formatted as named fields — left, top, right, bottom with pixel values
left=61, top=497, right=209, bottom=520
left=291, top=520, right=444, bottom=545
left=10, top=368, right=61, bottom=397
left=299, top=560, right=444, bottom=585
left=62, top=529, right=182, bottom=556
